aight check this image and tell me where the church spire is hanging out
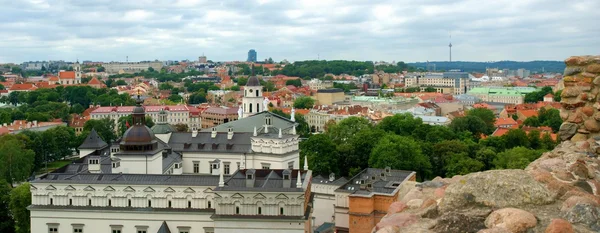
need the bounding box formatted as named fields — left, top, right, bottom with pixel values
left=304, top=156, right=309, bottom=170
left=296, top=171, right=302, bottom=187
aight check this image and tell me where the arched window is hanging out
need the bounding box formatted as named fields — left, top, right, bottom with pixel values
left=148, top=200, right=152, bottom=207
left=256, top=90, right=259, bottom=96
left=69, top=199, right=72, bottom=206
left=256, top=103, right=259, bottom=112
left=249, top=89, right=253, bottom=96
left=280, top=207, right=284, bottom=215
left=128, top=199, right=132, bottom=207
left=249, top=104, right=253, bottom=113
left=88, top=199, right=92, bottom=206
left=208, top=201, right=212, bottom=208
left=258, top=207, right=262, bottom=215
left=50, top=198, right=53, bottom=205
left=188, top=201, right=192, bottom=208
left=168, top=201, right=172, bottom=208
left=236, top=206, right=240, bottom=214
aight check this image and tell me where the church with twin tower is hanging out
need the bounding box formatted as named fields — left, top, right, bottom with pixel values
left=28, top=74, right=312, bottom=233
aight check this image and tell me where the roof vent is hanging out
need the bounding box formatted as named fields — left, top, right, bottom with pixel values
left=211, top=127, right=217, bottom=138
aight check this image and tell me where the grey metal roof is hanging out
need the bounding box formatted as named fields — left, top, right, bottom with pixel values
left=78, top=129, right=108, bottom=150
left=215, top=169, right=306, bottom=192
left=28, top=205, right=215, bottom=214
left=246, top=76, right=261, bottom=86
left=335, top=168, right=415, bottom=195
left=34, top=173, right=225, bottom=186
left=157, top=221, right=171, bottom=233
left=203, top=111, right=297, bottom=133
left=317, top=88, right=343, bottom=93
left=168, top=132, right=252, bottom=153
left=162, top=151, right=182, bottom=173
left=312, top=175, right=348, bottom=186
left=151, top=123, right=176, bottom=134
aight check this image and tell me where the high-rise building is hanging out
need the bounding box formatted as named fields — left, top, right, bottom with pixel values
left=247, top=49, right=257, bottom=62
left=199, top=55, right=207, bottom=63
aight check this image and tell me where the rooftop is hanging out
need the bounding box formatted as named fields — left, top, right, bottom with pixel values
left=216, top=169, right=309, bottom=192
left=336, top=168, right=415, bottom=196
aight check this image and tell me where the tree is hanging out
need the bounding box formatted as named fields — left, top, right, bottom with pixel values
left=523, top=116, right=541, bottom=127
left=0, top=179, right=14, bottom=233
left=300, top=134, right=339, bottom=176
left=528, top=130, right=542, bottom=149
left=538, top=108, right=562, bottom=132
left=285, top=79, right=302, bottom=87
left=43, top=126, right=76, bottom=161
left=541, top=133, right=557, bottom=150
left=188, top=92, right=207, bottom=105
left=263, top=81, right=276, bottom=92
left=293, top=96, right=315, bottom=109
left=502, top=129, right=530, bottom=149
left=83, top=118, right=116, bottom=143
left=424, top=87, right=436, bottom=92
left=175, top=123, right=189, bottom=132
left=159, top=83, right=174, bottom=90
left=0, top=135, right=35, bottom=183
left=168, top=94, right=183, bottom=103
left=475, top=147, right=497, bottom=170
left=115, top=80, right=127, bottom=86
left=467, top=108, right=496, bottom=134
left=369, top=134, right=431, bottom=180
left=10, top=183, right=30, bottom=233
left=444, top=153, right=484, bottom=177
left=270, top=109, right=311, bottom=138
left=430, top=140, right=469, bottom=177
left=449, top=115, right=488, bottom=139
left=493, top=147, right=542, bottom=169
left=377, top=113, right=423, bottom=136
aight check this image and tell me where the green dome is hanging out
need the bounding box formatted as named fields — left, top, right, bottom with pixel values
left=151, top=123, right=176, bottom=134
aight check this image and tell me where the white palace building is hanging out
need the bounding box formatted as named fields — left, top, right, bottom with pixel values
left=29, top=75, right=314, bottom=233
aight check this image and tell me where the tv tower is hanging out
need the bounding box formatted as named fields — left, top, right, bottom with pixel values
left=448, top=34, right=452, bottom=62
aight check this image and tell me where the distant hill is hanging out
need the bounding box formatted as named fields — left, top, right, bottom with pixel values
left=408, top=61, right=565, bottom=73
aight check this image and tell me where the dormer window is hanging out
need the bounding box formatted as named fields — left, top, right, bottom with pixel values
left=247, top=174, right=253, bottom=179
left=89, top=159, right=99, bottom=165
left=283, top=174, right=290, bottom=180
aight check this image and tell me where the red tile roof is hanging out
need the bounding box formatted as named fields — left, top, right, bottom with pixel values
left=494, top=117, right=518, bottom=127
left=518, top=109, right=538, bottom=118
left=9, top=83, right=37, bottom=91
left=59, top=71, right=76, bottom=79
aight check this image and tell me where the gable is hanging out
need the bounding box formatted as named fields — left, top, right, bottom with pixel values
left=164, top=187, right=176, bottom=193
left=45, top=185, right=56, bottom=191
left=30, top=185, right=38, bottom=190
left=144, top=187, right=155, bottom=192
left=123, top=186, right=136, bottom=192
left=64, top=185, right=76, bottom=191
left=203, top=188, right=213, bottom=193
left=275, top=193, right=289, bottom=199
left=231, top=193, right=244, bottom=199
left=103, top=186, right=115, bottom=192
left=83, top=186, right=95, bottom=191
left=184, top=187, right=195, bottom=193
left=253, top=193, right=266, bottom=199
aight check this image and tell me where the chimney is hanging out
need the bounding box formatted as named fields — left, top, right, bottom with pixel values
left=385, top=166, right=391, bottom=176
left=245, top=169, right=256, bottom=188
left=211, top=127, right=217, bottom=138
left=227, top=127, right=234, bottom=140
left=329, top=173, right=335, bottom=182
left=192, top=128, right=198, bottom=138
left=278, top=128, right=282, bottom=138
left=253, top=126, right=257, bottom=136
left=282, top=169, right=292, bottom=188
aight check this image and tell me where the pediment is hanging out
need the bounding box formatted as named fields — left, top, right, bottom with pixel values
left=143, top=187, right=155, bottom=192
left=83, top=186, right=95, bottom=191
left=103, top=186, right=115, bottom=192
left=30, top=185, right=38, bottom=190
left=45, top=185, right=56, bottom=190
left=297, top=194, right=305, bottom=199
left=164, top=187, right=175, bottom=193
left=64, top=185, right=76, bottom=191
left=253, top=193, right=266, bottom=199
left=203, top=188, right=213, bottom=193
left=231, top=193, right=244, bottom=198
left=275, top=193, right=289, bottom=199
left=184, top=187, right=195, bottom=193
left=123, top=186, right=136, bottom=192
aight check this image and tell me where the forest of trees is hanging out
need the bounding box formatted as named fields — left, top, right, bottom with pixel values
left=301, top=109, right=558, bottom=181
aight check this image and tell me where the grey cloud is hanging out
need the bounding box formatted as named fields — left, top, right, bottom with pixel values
left=0, top=0, right=598, bottom=63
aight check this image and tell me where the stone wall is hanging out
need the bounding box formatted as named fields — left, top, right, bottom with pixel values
left=558, top=55, right=600, bottom=145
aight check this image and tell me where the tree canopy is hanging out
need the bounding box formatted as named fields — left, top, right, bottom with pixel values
left=293, top=97, right=315, bottom=109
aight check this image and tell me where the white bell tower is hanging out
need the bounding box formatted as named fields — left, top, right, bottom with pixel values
left=242, top=64, right=264, bottom=118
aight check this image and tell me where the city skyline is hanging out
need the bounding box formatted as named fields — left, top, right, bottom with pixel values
left=0, top=0, right=599, bottom=63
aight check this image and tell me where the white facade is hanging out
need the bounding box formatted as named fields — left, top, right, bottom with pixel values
left=242, top=85, right=264, bottom=118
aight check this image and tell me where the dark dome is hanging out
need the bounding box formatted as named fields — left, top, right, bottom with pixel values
left=133, top=106, right=145, bottom=114
left=120, top=125, right=156, bottom=146
left=247, top=76, right=261, bottom=86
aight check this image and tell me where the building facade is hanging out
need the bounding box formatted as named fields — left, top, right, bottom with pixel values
left=89, top=105, right=200, bottom=132
left=102, top=61, right=164, bottom=74
left=405, top=72, right=471, bottom=95
left=200, top=107, right=239, bottom=129
left=30, top=97, right=310, bottom=233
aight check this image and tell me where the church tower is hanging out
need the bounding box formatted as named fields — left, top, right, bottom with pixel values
left=242, top=64, right=264, bottom=118
left=73, top=61, right=82, bottom=84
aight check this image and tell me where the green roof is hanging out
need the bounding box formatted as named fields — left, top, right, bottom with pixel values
left=151, top=123, right=176, bottom=134
left=203, top=111, right=297, bottom=133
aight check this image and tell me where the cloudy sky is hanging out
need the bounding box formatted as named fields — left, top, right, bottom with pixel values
left=0, top=0, right=598, bottom=63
